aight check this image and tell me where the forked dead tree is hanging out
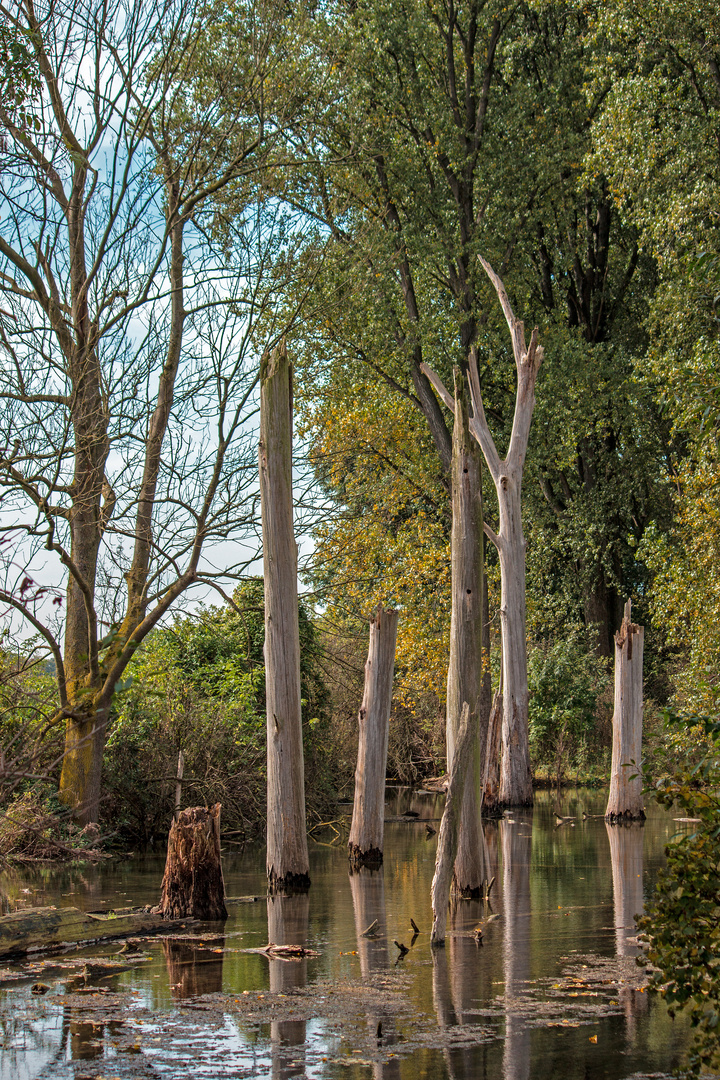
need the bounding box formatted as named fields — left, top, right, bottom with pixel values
left=422, top=257, right=543, bottom=806
left=348, top=606, right=399, bottom=870
left=260, top=342, right=310, bottom=892
left=606, top=600, right=645, bottom=821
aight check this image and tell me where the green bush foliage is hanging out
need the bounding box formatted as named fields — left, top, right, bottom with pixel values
left=102, top=580, right=333, bottom=847
left=639, top=711, right=720, bottom=1076
left=528, top=628, right=611, bottom=782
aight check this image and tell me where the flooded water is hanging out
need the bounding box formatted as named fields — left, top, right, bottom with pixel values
left=0, top=789, right=695, bottom=1080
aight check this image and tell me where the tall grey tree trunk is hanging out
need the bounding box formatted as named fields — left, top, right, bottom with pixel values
left=421, top=259, right=542, bottom=808
left=260, top=342, right=310, bottom=893
left=496, top=477, right=533, bottom=805
left=483, top=689, right=503, bottom=815
left=606, top=600, right=645, bottom=821
left=349, top=607, right=399, bottom=870
left=445, top=368, right=486, bottom=896
left=431, top=702, right=474, bottom=944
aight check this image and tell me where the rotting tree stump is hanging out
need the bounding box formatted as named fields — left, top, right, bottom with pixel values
left=348, top=606, right=399, bottom=871
left=160, top=804, right=228, bottom=920
left=606, top=599, right=645, bottom=822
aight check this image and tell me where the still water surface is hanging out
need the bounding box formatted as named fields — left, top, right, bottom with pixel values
left=0, top=789, right=695, bottom=1080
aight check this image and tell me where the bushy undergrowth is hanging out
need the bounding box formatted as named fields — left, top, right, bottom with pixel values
left=101, top=580, right=336, bottom=847
left=638, top=711, right=720, bottom=1076
left=528, top=627, right=611, bottom=783
left=0, top=786, right=102, bottom=861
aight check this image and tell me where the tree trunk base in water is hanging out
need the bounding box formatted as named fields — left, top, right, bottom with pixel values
left=605, top=809, right=646, bottom=824
left=348, top=844, right=383, bottom=872
left=267, top=869, right=311, bottom=896
left=160, top=804, right=227, bottom=920
left=451, top=879, right=482, bottom=900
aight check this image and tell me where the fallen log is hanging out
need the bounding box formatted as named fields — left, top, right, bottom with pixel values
left=0, top=905, right=198, bottom=960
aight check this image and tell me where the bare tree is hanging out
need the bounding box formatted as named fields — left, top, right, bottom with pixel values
left=0, top=0, right=298, bottom=822
left=422, top=258, right=543, bottom=807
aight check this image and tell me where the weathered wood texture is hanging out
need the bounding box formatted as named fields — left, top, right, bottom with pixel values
left=421, top=261, right=541, bottom=807
left=349, top=607, right=399, bottom=870
left=259, top=342, right=310, bottom=893
left=431, top=702, right=473, bottom=945
left=0, top=905, right=194, bottom=959
left=160, top=804, right=228, bottom=920
left=446, top=369, right=485, bottom=896
left=606, top=599, right=645, bottom=821
left=482, top=689, right=503, bottom=816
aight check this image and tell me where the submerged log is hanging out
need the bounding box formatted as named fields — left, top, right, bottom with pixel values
left=160, top=804, right=228, bottom=920
left=0, top=905, right=194, bottom=960
left=348, top=606, right=399, bottom=870
left=606, top=600, right=645, bottom=822
left=431, top=702, right=474, bottom=945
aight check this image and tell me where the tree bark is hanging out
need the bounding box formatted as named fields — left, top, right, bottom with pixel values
left=606, top=600, right=645, bottom=821
left=495, top=474, right=533, bottom=805
left=421, top=259, right=541, bottom=809
left=483, top=689, right=503, bottom=816
left=159, top=804, right=228, bottom=921
left=446, top=368, right=486, bottom=896
left=431, top=702, right=474, bottom=944
left=260, top=342, right=310, bottom=893
left=349, top=606, right=399, bottom=870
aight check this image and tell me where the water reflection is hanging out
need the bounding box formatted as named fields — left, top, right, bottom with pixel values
left=607, top=821, right=648, bottom=1034
left=431, top=822, right=500, bottom=1079
left=267, top=891, right=309, bottom=1079
left=163, top=936, right=225, bottom=999
left=501, top=814, right=532, bottom=1080
left=349, top=866, right=401, bottom=1078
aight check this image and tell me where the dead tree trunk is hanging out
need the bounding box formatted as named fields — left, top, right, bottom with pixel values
left=421, top=258, right=541, bottom=808
left=445, top=368, right=486, bottom=896
left=349, top=606, right=399, bottom=870
left=260, top=342, right=310, bottom=893
left=160, top=804, right=227, bottom=921
left=431, top=702, right=474, bottom=945
left=606, top=600, right=645, bottom=821
left=483, top=689, right=503, bottom=817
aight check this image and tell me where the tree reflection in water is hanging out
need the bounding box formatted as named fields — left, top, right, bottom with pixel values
left=349, top=865, right=402, bottom=1079
left=163, top=936, right=225, bottom=1000
left=267, top=891, right=309, bottom=1079
left=607, top=821, right=648, bottom=1035
left=501, top=813, right=532, bottom=1080
left=432, top=821, right=499, bottom=1080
